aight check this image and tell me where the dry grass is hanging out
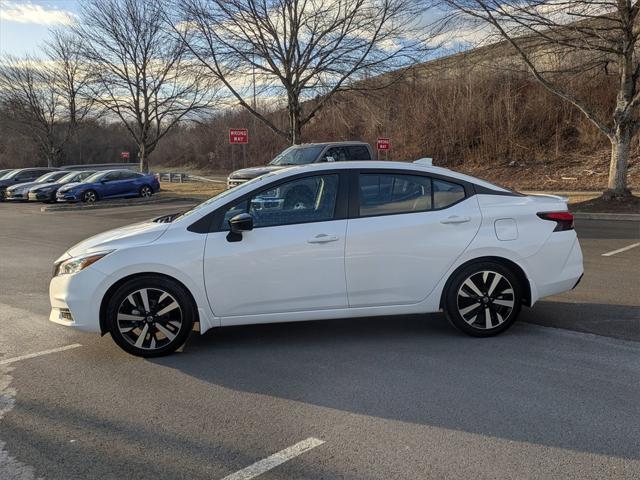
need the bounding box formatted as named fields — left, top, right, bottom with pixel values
left=159, top=181, right=226, bottom=200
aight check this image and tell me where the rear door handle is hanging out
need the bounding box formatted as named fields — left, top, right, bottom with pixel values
left=307, top=234, right=339, bottom=244
left=440, top=216, right=471, bottom=224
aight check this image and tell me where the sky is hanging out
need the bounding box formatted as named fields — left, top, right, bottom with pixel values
left=0, top=0, right=79, bottom=56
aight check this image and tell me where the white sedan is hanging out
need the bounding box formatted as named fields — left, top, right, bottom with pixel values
left=49, top=161, right=583, bottom=356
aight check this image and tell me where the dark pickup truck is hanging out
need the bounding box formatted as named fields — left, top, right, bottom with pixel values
left=226, top=141, right=374, bottom=188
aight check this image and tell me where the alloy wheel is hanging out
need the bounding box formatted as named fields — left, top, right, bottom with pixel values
left=83, top=191, right=97, bottom=203
left=456, top=270, right=515, bottom=330
left=116, top=288, right=183, bottom=351
left=141, top=186, right=152, bottom=197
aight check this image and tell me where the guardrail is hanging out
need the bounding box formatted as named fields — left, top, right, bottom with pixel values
left=64, top=162, right=140, bottom=172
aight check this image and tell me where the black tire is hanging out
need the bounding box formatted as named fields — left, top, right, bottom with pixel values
left=139, top=185, right=153, bottom=198
left=105, top=275, right=195, bottom=357
left=82, top=189, right=98, bottom=203
left=443, top=261, right=522, bottom=337
left=283, top=186, right=313, bottom=210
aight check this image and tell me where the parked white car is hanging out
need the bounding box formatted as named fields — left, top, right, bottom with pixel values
left=49, top=161, right=583, bottom=356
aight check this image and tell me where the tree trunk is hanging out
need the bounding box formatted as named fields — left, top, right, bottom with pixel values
left=604, top=125, right=632, bottom=199
left=288, top=98, right=302, bottom=145
left=139, top=144, right=148, bottom=173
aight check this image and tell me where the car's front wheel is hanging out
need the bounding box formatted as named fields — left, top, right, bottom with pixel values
left=105, top=275, right=195, bottom=357
left=82, top=190, right=98, bottom=203
left=443, top=262, right=522, bottom=337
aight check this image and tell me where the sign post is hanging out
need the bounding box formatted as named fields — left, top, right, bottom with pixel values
left=229, top=128, right=249, bottom=170
left=376, top=138, right=390, bottom=160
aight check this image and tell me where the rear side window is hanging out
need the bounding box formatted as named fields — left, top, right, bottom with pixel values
left=359, top=174, right=432, bottom=216
left=433, top=179, right=465, bottom=209
left=346, top=146, right=371, bottom=160
left=120, top=171, right=140, bottom=179
left=359, top=174, right=466, bottom=216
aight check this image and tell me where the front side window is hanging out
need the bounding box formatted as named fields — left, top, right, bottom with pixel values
left=359, top=174, right=433, bottom=217
left=346, top=146, right=371, bottom=160
left=221, top=174, right=339, bottom=229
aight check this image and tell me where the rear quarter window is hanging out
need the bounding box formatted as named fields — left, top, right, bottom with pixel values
left=433, top=179, right=465, bottom=209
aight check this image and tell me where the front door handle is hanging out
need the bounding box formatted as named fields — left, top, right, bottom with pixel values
left=440, top=215, right=471, bottom=224
left=307, top=234, right=339, bottom=244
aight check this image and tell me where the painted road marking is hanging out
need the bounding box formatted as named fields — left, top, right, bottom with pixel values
left=0, top=344, right=82, bottom=366
left=602, top=242, right=640, bottom=257
left=220, top=437, right=325, bottom=480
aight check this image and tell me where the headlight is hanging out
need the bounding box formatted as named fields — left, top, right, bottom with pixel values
left=53, top=251, right=113, bottom=277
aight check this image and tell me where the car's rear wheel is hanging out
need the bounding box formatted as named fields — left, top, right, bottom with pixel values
left=106, top=276, right=195, bottom=357
left=139, top=185, right=153, bottom=198
left=443, top=262, right=522, bottom=337
left=82, top=189, right=98, bottom=203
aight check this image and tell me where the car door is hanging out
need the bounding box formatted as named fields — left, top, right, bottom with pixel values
left=117, top=171, right=142, bottom=196
left=203, top=172, right=349, bottom=320
left=345, top=171, right=482, bottom=307
left=99, top=171, right=128, bottom=198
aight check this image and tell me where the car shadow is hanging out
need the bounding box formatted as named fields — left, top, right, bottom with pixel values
left=152, top=308, right=640, bottom=460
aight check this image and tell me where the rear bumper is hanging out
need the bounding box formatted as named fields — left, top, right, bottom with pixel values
left=524, top=233, right=584, bottom=303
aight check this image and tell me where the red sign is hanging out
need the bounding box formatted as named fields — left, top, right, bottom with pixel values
left=376, top=138, right=390, bottom=150
left=229, top=128, right=249, bottom=144
left=120, top=151, right=130, bottom=159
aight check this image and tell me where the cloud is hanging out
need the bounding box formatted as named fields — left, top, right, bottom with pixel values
left=0, top=1, right=75, bottom=26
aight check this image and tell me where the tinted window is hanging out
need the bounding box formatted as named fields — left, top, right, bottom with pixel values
left=120, top=171, right=141, bottom=179
left=359, top=174, right=432, bottom=216
left=103, top=171, right=122, bottom=181
left=221, top=174, right=339, bottom=229
left=268, top=146, right=324, bottom=166
left=433, top=179, right=465, bottom=209
left=324, top=147, right=349, bottom=162
left=346, top=146, right=371, bottom=160
left=16, top=170, right=43, bottom=181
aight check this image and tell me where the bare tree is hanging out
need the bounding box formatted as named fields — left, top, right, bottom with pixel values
left=0, top=34, right=92, bottom=168
left=75, top=0, right=215, bottom=172
left=436, top=0, right=639, bottom=198
left=176, top=0, right=432, bottom=144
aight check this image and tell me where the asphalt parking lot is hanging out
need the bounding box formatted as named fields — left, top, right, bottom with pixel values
left=1, top=201, right=639, bottom=479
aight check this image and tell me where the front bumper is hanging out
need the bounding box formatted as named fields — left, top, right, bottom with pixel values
left=56, top=191, right=80, bottom=202
left=5, top=191, right=28, bottom=201
left=227, top=177, right=249, bottom=189
left=49, top=266, right=109, bottom=333
left=29, top=191, right=54, bottom=201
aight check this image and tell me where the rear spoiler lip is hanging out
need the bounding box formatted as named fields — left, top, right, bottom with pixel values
left=528, top=193, right=569, bottom=203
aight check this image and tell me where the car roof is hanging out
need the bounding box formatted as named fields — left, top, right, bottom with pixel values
left=274, top=161, right=511, bottom=192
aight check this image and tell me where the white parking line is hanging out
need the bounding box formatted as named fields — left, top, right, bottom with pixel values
left=220, top=437, right=325, bottom=480
left=602, top=242, right=640, bottom=257
left=0, top=344, right=82, bottom=366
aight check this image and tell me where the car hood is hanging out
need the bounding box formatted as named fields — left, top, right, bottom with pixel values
left=58, top=182, right=84, bottom=193
left=229, top=165, right=284, bottom=180
left=8, top=181, right=40, bottom=192
left=30, top=181, right=61, bottom=191
left=0, top=178, right=17, bottom=188
left=63, top=221, right=170, bottom=259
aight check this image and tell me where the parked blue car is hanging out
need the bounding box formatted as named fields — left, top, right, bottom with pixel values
left=56, top=169, right=160, bottom=203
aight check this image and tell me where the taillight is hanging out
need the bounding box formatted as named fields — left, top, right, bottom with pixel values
left=537, top=211, right=574, bottom=231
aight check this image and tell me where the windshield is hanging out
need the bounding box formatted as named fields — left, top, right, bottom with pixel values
left=36, top=171, right=66, bottom=183
left=84, top=171, right=107, bottom=183
left=268, top=146, right=324, bottom=166
left=0, top=170, right=15, bottom=179
left=59, top=171, right=95, bottom=184
left=2, top=169, right=23, bottom=179
left=174, top=172, right=280, bottom=221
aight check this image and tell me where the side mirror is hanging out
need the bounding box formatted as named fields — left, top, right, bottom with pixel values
left=227, top=213, right=253, bottom=241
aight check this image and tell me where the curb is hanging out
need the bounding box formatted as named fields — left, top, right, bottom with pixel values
left=41, top=196, right=202, bottom=212
left=573, top=212, right=640, bottom=221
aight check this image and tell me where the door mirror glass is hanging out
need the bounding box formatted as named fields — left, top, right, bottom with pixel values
left=229, top=212, right=254, bottom=234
